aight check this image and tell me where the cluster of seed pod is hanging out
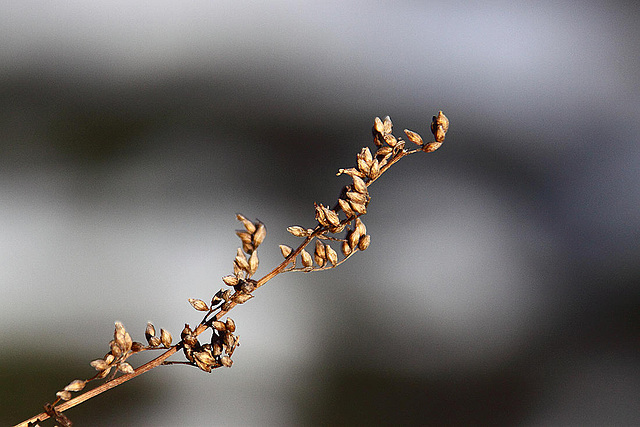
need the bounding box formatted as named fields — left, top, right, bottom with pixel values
left=180, top=319, right=237, bottom=373
left=228, top=214, right=265, bottom=281
left=145, top=321, right=173, bottom=349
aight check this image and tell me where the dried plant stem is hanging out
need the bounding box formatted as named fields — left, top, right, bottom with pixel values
left=15, top=111, right=449, bottom=427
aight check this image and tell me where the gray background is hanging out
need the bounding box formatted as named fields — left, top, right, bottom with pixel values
left=2, top=1, right=639, bottom=425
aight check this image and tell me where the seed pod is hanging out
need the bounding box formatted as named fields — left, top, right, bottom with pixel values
left=118, top=362, right=134, bottom=374
left=234, top=248, right=250, bottom=271
left=346, top=191, right=367, bottom=205
left=234, top=293, right=254, bottom=304
left=376, top=146, right=393, bottom=158
left=314, top=240, right=326, bottom=260
left=287, top=226, right=309, bottom=237
left=374, top=116, right=385, bottom=134
left=248, top=251, right=259, bottom=276
left=145, top=322, right=156, bottom=343
left=195, top=350, right=216, bottom=366
left=148, top=336, right=161, bottom=347
left=326, top=244, right=338, bottom=266
left=383, top=116, right=393, bottom=134
left=220, top=355, right=233, bottom=367
left=212, top=341, right=223, bottom=356
left=357, top=157, right=371, bottom=175
left=109, top=341, right=121, bottom=357
left=223, top=332, right=236, bottom=350
left=314, top=251, right=325, bottom=267
left=279, top=245, right=292, bottom=258
left=56, top=390, right=72, bottom=401
left=430, top=110, right=449, bottom=143
left=421, top=141, right=442, bottom=153
left=64, top=380, right=86, bottom=392
left=314, top=203, right=329, bottom=227
left=358, top=234, right=371, bottom=251
left=350, top=201, right=367, bottom=215
left=352, top=175, right=367, bottom=194
left=322, top=206, right=339, bottom=227
left=236, top=230, right=252, bottom=246
left=212, top=321, right=227, bottom=332
left=189, top=298, right=209, bottom=312
left=355, top=218, right=366, bottom=236
left=348, top=229, right=360, bottom=250
left=301, top=249, right=313, bottom=267
left=384, top=134, right=397, bottom=147
left=90, top=359, right=110, bottom=371
left=104, top=353, right=115, bottom=365
left=222, top=275, right=239, bottom=287
left=253, top=222, right=266, bottom=247
left=338, top=199, right=355, bottom=217
left=131, top=341, right=144, bottom=352
left=225, top=317, right=236, bottom=333
left=404, top=129, right=423, bottom=145
left=236, top=213, right=256, bottom=234
left=341, top=240, right=352, bottom=257
left=369, top=158, right=380, bottom=179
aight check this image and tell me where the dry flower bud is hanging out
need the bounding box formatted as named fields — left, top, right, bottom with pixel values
left=236, top=213, right=256, bottom=234
left=222, top=275, right=239, bottom=287
left=212, top=321, right=227, bottom=332
left=56, top=390, right=72, bottom=401
left=145, top=322, right=156, bottom=342
left=421, top=141, right=442, bottom=153
left=383, top=116, right=393, bottom=134
left=220, top=355, right=233, bottom=367
left=253, top=222, right=266, bottom=247
left=358, top=234, right=371, bottom=251
left=326, top=244, right=338, bottom=266
left=160, top=329, right=172, bottom=347
left=90, top=359, right=110, bottom=371
left=118, top=362, right=134, bottom=374
left=287, top=226, right=309, bottom=237
left=225, top=317, right=236, bottom=333
left=64, top=380, right=86, bottom=392
left=404, top=129, right=423, bottom=145
left=234, top=248, right=250, bottom=271
left=374, top=116, right=385, bottom=134
left=248, top=251, right=259, bottom=276
left=352, top=175, right=367, bottom=194
left=338, top=198, right=355, bottom=217
left=346, top=191, right=367, bottom=205
left=430, top=110, right=449, bottom=143
left=350, top=201, right=367, bottom=215
left=188, top=298, right=209, bottom=312
left=301, top=249, right=313, bottom=268
left=234, top=293, right=254, bottom=304
left=341, top=240, right=352, bottom=257
left=279, top=245, right=293, bottom=258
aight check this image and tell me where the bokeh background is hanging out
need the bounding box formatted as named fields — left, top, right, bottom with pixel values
left=2, top=1, right=639, bottom=425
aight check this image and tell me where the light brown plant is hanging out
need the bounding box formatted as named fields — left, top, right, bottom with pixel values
left=15, top=111, right=449, bottom=427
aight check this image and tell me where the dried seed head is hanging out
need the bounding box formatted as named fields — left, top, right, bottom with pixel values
left=96, top=367, right=112, bottom=379
left=404, top=129, right=423, bottom=145
left=253, top=222, right=267, bottom=247
left=212, top=341, right=223, bottom=356
left=341, top=240, right=352, bottom=257
left=64, top=380, right=86, bottom=392
left=188, top=298, right=209, bottom=312
left=357, top=156, right=371, bottom=175
left=161, top=329, right=173, bottom=347
left=350, top=201, right=367, bottom=215
left=236, top=230, right=253, bottom=246
left=348, top=229, right=361, bottom=250
left=383, top=116, right=393, bottom=134
left=279, top=244, right=293, bottom=258
left=346, top=191, right=367, bottom=205
left=355, top=217, right=366, bottom=236
left=301, top=249, right=313, bottom=268
left=148, top=336, right=162, bottom=347
left=376, top=146, right=393, bottom=158
left=369, top=158, right=380, bottom=179
left=222, top=275, right=239, bottom=287
left=383, top=134, right=397, bottom=147
left=118, top=362, right=134, bottom=374
left=234, top=293, right=254, bottom=304
left=56, top=390, right=72, bottom=401
left=314, top=203, right=329, bottom=227
left=314, top=240, right=326, bottom=260
left=431, top=110, right=449, bottom=143
left=145, top=322, right=156, bottom=343
left=195, top=350, right=216, bottom=366
left=104, top=353, right=115, bottom=365
left=240, top=279, right=256, bottom=293
left=223, top=332, right=236, bottom=350
left=287, top=226, right=309, bottom=237
left=323, top=206, right=341, bottom=227
left=326, top=244, right=338, bottom=266
left=358, top=234, right=371, bottom=251
left=338, top=198, right=355, bottom=218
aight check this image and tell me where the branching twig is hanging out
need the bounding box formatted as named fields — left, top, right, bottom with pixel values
left=14, top=111, right=449, bottom=427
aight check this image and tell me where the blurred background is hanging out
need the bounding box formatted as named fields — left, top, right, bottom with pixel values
left=1, top=1, right=639, bottom=425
